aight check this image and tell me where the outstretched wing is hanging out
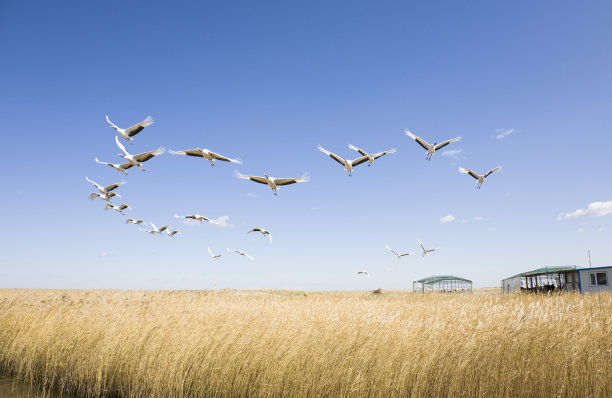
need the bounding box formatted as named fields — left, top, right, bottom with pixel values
left=210, top=151, right=241, bottom=164
left=119, top=162, right=134, bottom=170
left=347, top=144, right=368, bottom=156
left=235, top=170, right=268, bottom=185
left=484, top=166, right=502, bottom=178
left=434, top=136, right=461, bottom=151
left=115, top=136, right=129, bottom=155
left=134, top=148, right=165, bottom=162
left=103, top=181, right=126, bottom=192
left=85, top=176, right=103, bottom=191
left=169, top=149, right=205, bottom=157
left=405, top=130, right=431, bottom=150
left=275, top=174, right=309, bottom=185
left=459, top=167, right=481, bottom=180
left=125, top=116, right=154, bottom=137
left=372, top=148, right=397, bottom=160
left=350, top=155, right=370, bottom=167
left=106, top=115, right=120, bottom=131
left=318, top=145, right=346, bottom=166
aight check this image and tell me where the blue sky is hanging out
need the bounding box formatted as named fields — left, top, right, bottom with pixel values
left=1, top=1, right=611, bottom=290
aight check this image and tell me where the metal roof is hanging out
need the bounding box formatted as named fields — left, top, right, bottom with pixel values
left=502, top=266, right=578, bottom=281
left=416, top=275, right=472, bottom=284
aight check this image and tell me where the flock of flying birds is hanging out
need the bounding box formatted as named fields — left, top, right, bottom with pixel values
left=87, top=115, right=503, bottom=274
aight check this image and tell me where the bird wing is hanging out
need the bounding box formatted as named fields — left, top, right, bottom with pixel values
left=275, top=174, right=309, bottom=185
left=134, top=148, right=165, bottom=162
left=417, top=239, right=426, bottom=252
left=115, top=136, right=129, bottom=156
left=103, top=181, right=126, bottom=192
left=125, top=219, right=134, bottom=224
left=158, top=225, right=170, bottom=232
left=95, top=157, right=108, bottom=166
left=235, top=171, right=268, bottom=185
left=347, top=144, right=368, bottom=156
left=386, top=246, right=400, bottom=256
left=245, top=253, right=255, bottom=261
left=208, top=247, right=215, bottom=256
left=267, top=233, right=272, bottom=244
left=434, top=136, right=461, bottom=151
left=247, top=228, right=260, bottom=233
left=459, top=167, right=480, bottom=180
left=106, top=115, right=120, bottom=131
left=169, top=149, right=205, bottom=157
left=405, top=130, right=431, bottom=150
left=119, top=162, right=134, bottom=170
left=210, top=151, right=241, bottom=163
left=85, top=177, right=103, bottom=191
left=125, top=116, right=153, bottom=137
left=119, top=204, right=131, bottom=211
left=350, top=155, right=370, bottom=167
left=372, top=148, right=397, bottom=160
left=484, top=166, right=502, bottom=178
left=318, top=145, right=346, bottom=166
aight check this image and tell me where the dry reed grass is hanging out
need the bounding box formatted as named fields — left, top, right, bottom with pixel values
left=0, top=289, right=610, bottom=397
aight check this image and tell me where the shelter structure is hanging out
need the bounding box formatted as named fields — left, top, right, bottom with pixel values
left=501, top=265, right=612, bottom=293
left=413, top=275, right=472, bottom=294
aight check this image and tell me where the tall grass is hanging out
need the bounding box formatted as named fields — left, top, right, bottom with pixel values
left=0, top=289, right=610, bottom=397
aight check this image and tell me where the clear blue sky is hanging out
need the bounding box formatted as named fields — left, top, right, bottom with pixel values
left=1, top=1, right=611, bottom=290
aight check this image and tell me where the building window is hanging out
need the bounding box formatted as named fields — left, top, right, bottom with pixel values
left=589, top=272, right=608, bottom=286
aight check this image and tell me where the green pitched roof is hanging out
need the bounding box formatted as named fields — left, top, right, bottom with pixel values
left=503, top=266, right=577, bottom=280
left=416, top=275, right=472, bottom=284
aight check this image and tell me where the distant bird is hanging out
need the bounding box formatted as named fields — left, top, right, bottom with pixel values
left=208, top=247, right=222, bottom=259
left=104, top=203, right=131, bottom=214
left=141, top=221, right=170, bottom=235
left=385, top=245, right=412, bottom=259
left=458, top=166, right=502, bottom=189
left=106, top=115, right=154, bottom=144
left=125, top=219, right=144, bottom=225
left=174, top=214, right=218, bottom=224
left=417, top=238, right=438, bottom=257
left=235, top=171, right=309, bottom=195
left=248, top=228, right=272, bottom=244
left=317, top=145, right=368, bottom=176
left=89, top=191, right=120, bottom=201
left=227, top=248, right=255, bottom=261
left=404, top=130, right=461, bottom=161
left=169, top=148, right=241, bottom=166
left=86, top=177, right=125, bottom=196
left=115, top=136, right=164, bottom=171
left=347, top=144, right=397, bottom=167
left=357, top=271, right=370, bottom=277
left=165, top=229, right=181, bottom=238
left=95, top=158, right=129, bottom=174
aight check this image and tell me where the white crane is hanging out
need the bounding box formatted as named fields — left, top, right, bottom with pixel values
left=85, top=177, right=125, bottom=196
left=169, top=148, right=241, bottom=166
left=317, top=145, right=369, bottom=176
left=458, top=166, right=502, bottom=189
left=235, top=170, right=309, bottom=195
left=89, top=191, right=120, bottom=201
left=125, top=219, right=144, bottom=225
left=95, top=158, right=129, bottom=174
left=417, top=238, right=438, bottom=257
left=174, top=214, right=218, bottom=224
left=165, top=229, right=181, bottom=238
left=227, top=248, right=255, bottom=261
left=115, top=136, right=164, bottom=171
left=208, top=247, right=222, bottom=259
left=347, top=144, right=397, bottom=167
left=405, top=130, right=461, bottom=161
left=104, top=203, right=131, bottom=214
left=106, top=115, right=153, bottom=144
left=248, top=228, right=272, bottom=244
left=385, top=245, right=412, bottom=259
left=141, top=221, right=170, bottom=235
left=357, top=271, right=370, bottom=277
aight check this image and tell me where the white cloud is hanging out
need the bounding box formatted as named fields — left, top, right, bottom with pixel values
left=577, top=228, right=586, bottom=233
left=496, top=128, right=515, bottom=139
left=247, top=192, right=257, bottom=198
left=442, top=149, right=462, bottom=159
left=213, top=215, right=234, bottom=228
left=597, top=227, right=604, bottom=233
left=473, top=216, right=486, bottom=221
left=557, top=201, right=612, bottom=220
left=99, top=251, right=109, bottom=258
left=440, top=214, right=455, bottom=224
left=182, top=219, right=201, bottom=226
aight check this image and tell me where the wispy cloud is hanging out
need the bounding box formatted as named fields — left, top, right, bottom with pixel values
left=182, top=219, right=201, bottom=226
left=496, top=128, right=515, bottom=140
left=557, top=201, right=612, bottom=220
left=440, top=214, right=455, bottom=224
left=442, top=149, right=462, bottom=159
left=99, top=251, right=109, bottom=258
left=213, top=215, right=234, bottom=228
left=247, top=192, right=257, bottom=198
left=473, top=216, right=486, bottom=221
left=577, top=228, right=586, bottom=233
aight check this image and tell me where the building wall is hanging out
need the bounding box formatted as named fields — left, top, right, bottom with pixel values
left=501, top=276, right=521, bottom=293
left=578, top=267, right=612, bottom=293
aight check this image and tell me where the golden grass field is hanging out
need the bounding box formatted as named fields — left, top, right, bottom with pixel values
left=0, top=289, right=610, bottom=397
